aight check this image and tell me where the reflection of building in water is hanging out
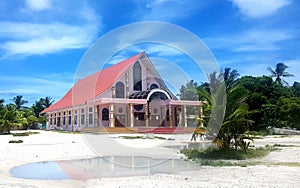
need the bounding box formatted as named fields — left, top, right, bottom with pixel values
left=42, top=52, right=203, bottom=132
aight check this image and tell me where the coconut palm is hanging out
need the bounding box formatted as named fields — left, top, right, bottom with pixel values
left=0, top=104, right=19, bottom=134
left=267, top=63, right=294, bottom=86
left=43, top=96, right=54, bottom=108
left=223, top=68, right=239, bottom=89
left=10, top=95, right=28, bottom=109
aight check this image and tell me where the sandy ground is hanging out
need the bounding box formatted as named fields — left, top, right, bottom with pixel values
left=0, top=131, right=299, bottom=188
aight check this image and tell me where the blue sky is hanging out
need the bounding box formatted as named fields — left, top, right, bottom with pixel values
left=0, top=0, right=299, bottom=106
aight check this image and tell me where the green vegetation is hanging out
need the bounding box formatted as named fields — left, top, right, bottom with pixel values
left=53, top=130, right=81, bottom=134
left=0, top=96, right=54, bottom=134
left=181, top=146, right=278, bottom=160
left=12, top=131, right=40, bottom=136
left=8, top=140, right=23, bottom=143
left=119, top=135, right=166, bottom=140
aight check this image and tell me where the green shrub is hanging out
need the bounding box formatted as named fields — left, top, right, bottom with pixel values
left=9, top=140, right=23, bottom=143
left=12, top=132, right=29, bottom=136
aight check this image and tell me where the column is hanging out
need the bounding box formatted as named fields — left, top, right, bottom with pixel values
left=199, top=106, right=204, bottom=127
left=85, top=106, right=88, bottom=128
left=183, top=105, right=187, bottom=128
left=71, top=109, right=74, bottom=131
left=109, top=103, right=115, bottom=127
left=112, top=86, right=116, bottom=98
left=94, top=106, right=98, bottom=127
left=125, top=71, right=129, bottom=98
left=145, top=102, right=149, bottom=127
left=130, top=104, right=134, bottom=127
left=169, top=104, right=172, bottom=128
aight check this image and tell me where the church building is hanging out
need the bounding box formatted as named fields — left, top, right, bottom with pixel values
left=42, top=52, right=203, bottom=133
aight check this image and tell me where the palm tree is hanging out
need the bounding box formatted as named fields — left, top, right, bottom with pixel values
left=43, top=96, right=54, bottom=108
left=267, top=63, right=294, bottom=85
left=0, top=99, right=4, bottom=110
left=0, top=104, right=19, bottom=134
left=223, top=68, right=239, bottom=88
left=10, top=95, right=28, bottom=109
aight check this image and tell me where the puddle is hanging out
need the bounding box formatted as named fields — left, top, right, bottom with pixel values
left=11, top=156, right=202, bottom=180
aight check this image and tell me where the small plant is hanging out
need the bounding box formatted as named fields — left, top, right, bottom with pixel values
left=9, top=140, right=23, bottom=143
left=181, top=145, right=278, bottom=161
left=12, top=132, right=29, bottom=136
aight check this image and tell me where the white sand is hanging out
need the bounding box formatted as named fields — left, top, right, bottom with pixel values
left=1, top=131, right=300, bottom=188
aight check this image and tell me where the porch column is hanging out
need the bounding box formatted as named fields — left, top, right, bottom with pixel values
left=130, top=104, right=134, bottom=127
left=145, top=102, right=149, bottom=127
left=199, top=106, right=204, bottom=127
left=94, top=106, right=99, bottom=127
left=183, top=105, right=187, bottom=128
left=71, top=109, right=74, bottom=131
left=109, top=103, right=115, bottom=127
left=169, top=104, right=172, bottom=128
left=125, top=71, right=129, bottom=98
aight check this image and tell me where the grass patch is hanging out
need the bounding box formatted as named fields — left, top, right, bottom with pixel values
left=119, top=135, right=166, bottom=140
left=12, top=131, right=40, bottom=136
left=181, top=146, right=278, bottom=160
left=9, top=140, right=23, bottom=143
left=12, top=132, right=29, bottom=136
left=273, top=144, right=297, bottom=147
left=52, top=130, right=81, bottom=134
left=120, top=135, right=144, bottom=139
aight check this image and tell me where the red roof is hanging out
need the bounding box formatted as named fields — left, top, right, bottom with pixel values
left=42, top=52, right=144, bottom=113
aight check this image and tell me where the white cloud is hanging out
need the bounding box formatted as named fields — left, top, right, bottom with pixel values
left=0, top=73, right=74, bottom=105
left=0, top=1, right=101, bottom=58
left=0, top=22, right=98, bottom=56
left=230, top=0, right=291, bottom=18
left=25, top=0, right=51, bottom=11
left=134, top=0, right=206, bottom=21
left=205, top=29, right=292, bottom=52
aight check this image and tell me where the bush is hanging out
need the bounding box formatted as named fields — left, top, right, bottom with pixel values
left=181, top=146, right=278, bottom=160
left=9, top=140, right=23, bottom=143
left=12, top=132, right=29, bottom=136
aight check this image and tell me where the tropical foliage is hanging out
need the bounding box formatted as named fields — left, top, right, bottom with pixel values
left=0, top=96, right=54, bottom=134
left=182, top=64, right=298, bottom=151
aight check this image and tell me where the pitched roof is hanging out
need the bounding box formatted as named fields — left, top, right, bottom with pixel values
left=42, top=52, right=144, bottom=113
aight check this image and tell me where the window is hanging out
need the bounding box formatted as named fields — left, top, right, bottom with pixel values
left=81, top=114, right=85, bottom=125
left=74, top=115, right=78, bottom=125
left=118, top=107, right=123, bottom=113
left=63, top=116, right=66, bottom=125
left=150, top=83, right=159, bottom=90
left=68, top=115, right=71, bottom=125
left=89, top=107, right=93, bottom=113
left=50, top=118, right=52, bottom=125
left=134, top=104, right=143, bottom=111
left=81, top=108, right=85, bottom=113
left=133, top=62, right=142, bottom=91
left=102, top=108, right=109, bottom=121
left=116, top=82, right=125, bottom=98
left=88, top=114, right=93, bottom=125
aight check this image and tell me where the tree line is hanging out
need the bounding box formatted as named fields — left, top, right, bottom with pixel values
left=0, top=96, right=54, bottom=134
left=180, top=63, right=300, bottom=151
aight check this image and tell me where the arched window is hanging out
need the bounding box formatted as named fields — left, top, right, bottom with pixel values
left=102, top=108, right=109, bottom=121
left=116, top=82, right=125, bottom=98
left=150, top=83, right=159, bottom=90
left=133, top=62, right=142, bottom=91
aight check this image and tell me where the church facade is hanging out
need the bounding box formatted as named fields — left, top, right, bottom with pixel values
left=42, top=52, right=203, bottom=132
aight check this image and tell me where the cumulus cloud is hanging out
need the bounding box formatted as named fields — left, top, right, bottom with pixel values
left=230, top=0, right=291, bottom=18
left=205, top=29, right=292, bottom=52
left=0, top=1, right=101, bottom=58
left=25, top=0, right=51, bottom=11
left=133, top=0, right=206, bottom=21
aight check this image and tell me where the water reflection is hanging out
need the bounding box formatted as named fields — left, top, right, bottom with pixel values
left=11, top=156, right=202, bottom=180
